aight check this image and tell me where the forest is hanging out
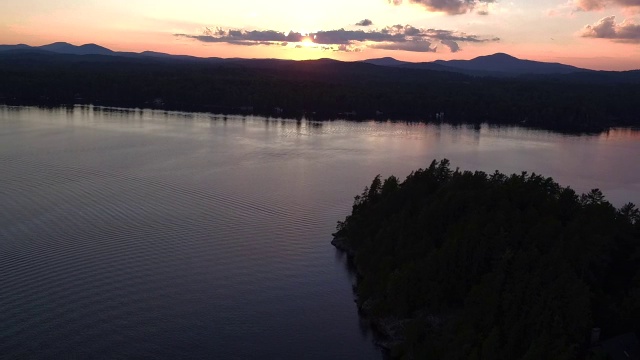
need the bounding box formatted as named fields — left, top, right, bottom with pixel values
left=332, top=160, right=640, bottom=359
left=1, top=51, right=640, bottom=132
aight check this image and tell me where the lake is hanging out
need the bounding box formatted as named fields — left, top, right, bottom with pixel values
left=1, top=105, right=639, bottom=359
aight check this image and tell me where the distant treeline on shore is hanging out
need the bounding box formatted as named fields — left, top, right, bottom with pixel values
left=1, top=51, right=639, bottom=132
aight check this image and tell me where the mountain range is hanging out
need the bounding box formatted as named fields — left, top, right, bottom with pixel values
left=0, top=41, right=616, bottom=77
left=362, top=53, right=584, bottom=75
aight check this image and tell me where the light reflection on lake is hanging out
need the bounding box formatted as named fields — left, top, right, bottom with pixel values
left=1, top=105, right=639, bottom=359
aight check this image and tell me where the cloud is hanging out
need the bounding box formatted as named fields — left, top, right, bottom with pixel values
left=175, top=24, right=499, bottom=53
left=336, top=44, right=363, bottom=52
left=370, top=40, right=437, bottom=52
left=312, top=29, right=406, bottom=44
left=356, top=19, right=373, bottom=26
left=177, top=27, right=306, bottom=45
left=416, top=28, right=500, bottom=43
left=581, top=15, right=640, bottom=41
left=548, top=0, right=640, bottom=19
left=440, top=39, right=461, bottom=52
left=576, top=0, right=607, bottom=10
left=389, top=0, right=496, bottom=15
left=574, top=0, right=640, bottom=11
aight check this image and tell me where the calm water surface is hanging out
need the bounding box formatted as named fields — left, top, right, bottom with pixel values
left=1, top=106, right=639, bottom=359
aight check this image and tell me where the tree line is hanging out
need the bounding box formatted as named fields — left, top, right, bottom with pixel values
left=1, top=52, right=639, bottom=132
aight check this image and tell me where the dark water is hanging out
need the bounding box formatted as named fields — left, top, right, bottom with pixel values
left=1, top=106, right=639, bottom=359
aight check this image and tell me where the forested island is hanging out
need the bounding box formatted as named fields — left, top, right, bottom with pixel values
left=332, top=160, right=640, bottom=359
left=1, top=50, right=640, bottom=133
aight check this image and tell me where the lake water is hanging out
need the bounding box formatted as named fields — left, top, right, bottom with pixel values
left=1, top=105, right=639, bottom=359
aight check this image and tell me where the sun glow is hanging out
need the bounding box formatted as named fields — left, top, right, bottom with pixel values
left=300, top=36, right=315, bottom=48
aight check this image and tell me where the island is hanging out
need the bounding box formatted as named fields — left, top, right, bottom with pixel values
left=333, top=159, right=640, bottom=359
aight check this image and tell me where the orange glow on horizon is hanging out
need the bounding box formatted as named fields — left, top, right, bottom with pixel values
left=1, top=0, right=639, bottom=71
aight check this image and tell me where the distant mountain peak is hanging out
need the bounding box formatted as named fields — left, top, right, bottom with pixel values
left=80, top=43, right=104, bottom=47
left=489, top=52, right=517, bottom=58
left=362, top=57, right=408, bottom=67
left=45, top=41, right=73, bottom=46
left=432, top=52, right=582, bottom=75
left=39, top=42, right=114, bottom=55
left=78, top=43, right=112, bottom=51
left=476, top=53, right=519, bottom=61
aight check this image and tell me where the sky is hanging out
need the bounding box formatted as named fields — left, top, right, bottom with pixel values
left=1, top=0, right=640, bottom=70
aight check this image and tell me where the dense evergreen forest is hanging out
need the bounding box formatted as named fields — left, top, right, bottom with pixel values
left=1, top=52, right=640, bottom=132
left=332, top=160, right=640, bottom=359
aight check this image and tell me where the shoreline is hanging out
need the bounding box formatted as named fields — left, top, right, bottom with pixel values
left=332, top=235, right=410, bottom=354
left=0, top=102, right=614, bottom=136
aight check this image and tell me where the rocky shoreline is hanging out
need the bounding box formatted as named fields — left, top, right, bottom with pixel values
left=331, top=236, right=409, bottom=353
left=330, top=236, right=355, bottom=257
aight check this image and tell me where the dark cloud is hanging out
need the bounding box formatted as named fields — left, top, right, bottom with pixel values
left=370, top=40, right=436, bottom=52
left=403, top=25, right=422, bottom=36
left=175, top=24, right=499, bottom=53
left=335, top=44, right=363, bottom=52
left=389, top=0, right=496, bottom=15
left=575, top=0, right=640, bottom=11
left=176, top=28, right=305, bottom=46
left=356, top=19, right=373, bottom=26
left=581, top=16, right=640, bottom=42
left=440, top=39, right=461, bottom=52
left=417, top=28, right=499, bottom=42
left=312, top=29, right=406, bottom=44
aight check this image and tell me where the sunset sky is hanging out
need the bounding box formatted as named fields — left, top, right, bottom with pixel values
left=1, top=0, right=640, bottom=70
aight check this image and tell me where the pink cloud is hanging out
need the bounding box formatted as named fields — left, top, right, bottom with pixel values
left=575, top=0, right=640, bottom=11
left=389, top=0, right=496, bottom=15
left=581, top=15, right=640, bottom=42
